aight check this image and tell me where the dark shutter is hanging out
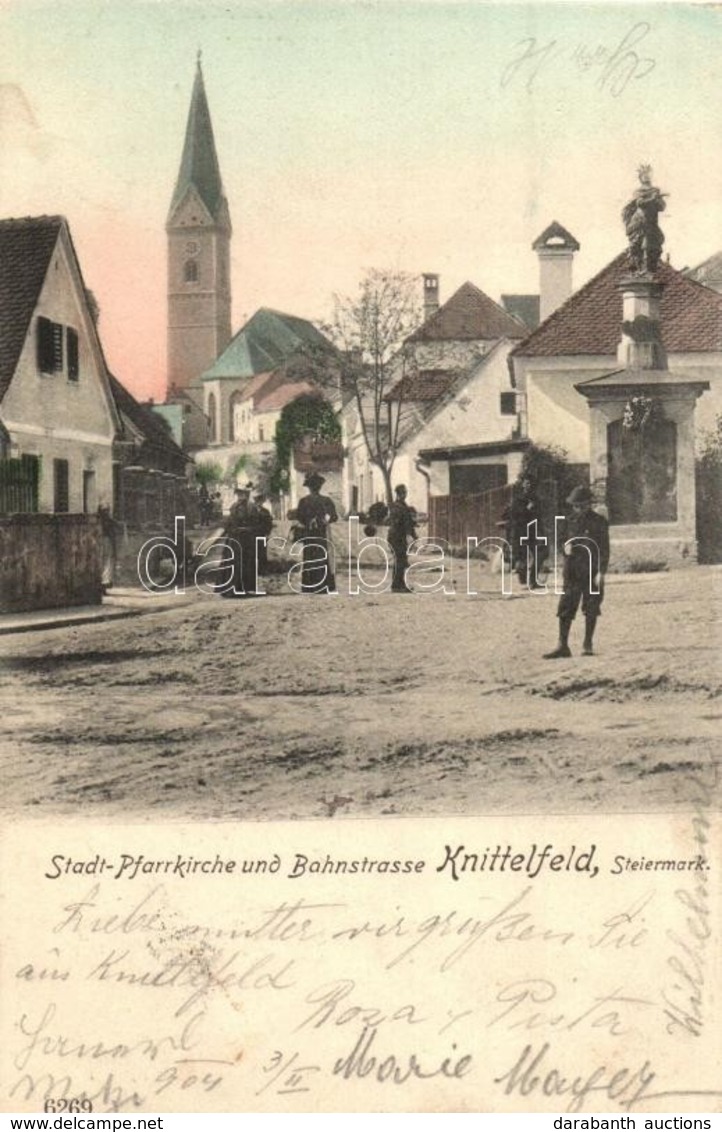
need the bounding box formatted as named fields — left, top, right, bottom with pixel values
left=54, top=458, right=70, bottom=512
left=52, top=322, right=64, bottom=371
left=37, top=317, right=55, bottom=372
left=67, top=328, right=79, bottom=380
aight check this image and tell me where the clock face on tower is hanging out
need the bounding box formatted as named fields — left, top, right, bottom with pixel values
left=185, top=240, right=199, bottom=255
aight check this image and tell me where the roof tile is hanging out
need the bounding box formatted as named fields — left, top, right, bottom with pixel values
left=110, top=374, right=187, bottom=463
left=202, top=307, right=334, bottom=381
left=255, top=381, right=318, bottom=413
left=512, top=252, right=722, bottom=359
left=0, top=215, right=62, bottom=401
left=388, top=368, right=459, bottom=402
left=410, top=281, right=527, bottom=342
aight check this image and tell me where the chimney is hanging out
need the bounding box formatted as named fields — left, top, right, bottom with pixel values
left=533, top=222, right=580, bottom=322
left=422, top=273, right=440, bottom=320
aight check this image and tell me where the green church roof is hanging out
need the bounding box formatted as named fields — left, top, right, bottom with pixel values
left=168, top=58, right=227, bottom=223
left=202, top=307, right=334, bottom=381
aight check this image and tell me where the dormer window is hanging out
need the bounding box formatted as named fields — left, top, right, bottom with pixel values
left=184, top=259, right=199, bottom=283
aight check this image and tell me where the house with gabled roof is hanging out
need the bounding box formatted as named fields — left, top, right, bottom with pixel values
left=200, top=306, right=337, bottom=449
left=342, top=280, right=528, bottom=512
left=109, top=376, right=191, bottom=529
left=187, top=305, right=342, bottom=505
left=0, top=215, right=120, bottom=514
left=686, top=251, right=722, bottom=295
left=407, top=280, right=527, bottom=366
left=509, top=252, right=722, bottom=465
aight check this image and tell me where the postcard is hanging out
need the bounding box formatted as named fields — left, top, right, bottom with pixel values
left=1, top=0, right=720, bottom=1115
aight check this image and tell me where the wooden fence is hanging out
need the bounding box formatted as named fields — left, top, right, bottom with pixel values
left=429, top=484, right=513, bottom=547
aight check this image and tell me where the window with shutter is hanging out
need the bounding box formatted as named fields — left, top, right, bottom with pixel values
left=54, top=458, right=70, bottom=512
left=67, top=328, right=79, bottom=380
left=52, top=322, right=63, bottom=370
left=37, top=317, right=55, bottom=373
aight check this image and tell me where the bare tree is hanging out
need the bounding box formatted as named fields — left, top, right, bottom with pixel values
left=323, top=269, right=422, bottom=504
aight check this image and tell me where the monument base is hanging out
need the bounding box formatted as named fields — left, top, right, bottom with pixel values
left=609, top=532, right=697, bottom=571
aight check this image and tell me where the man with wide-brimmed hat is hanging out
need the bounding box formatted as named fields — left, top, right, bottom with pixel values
left=296, top=472, right=338, bottom=593
left=544, top=484, right=610, bottom=659
left=221, top=485, right=259, bottom=597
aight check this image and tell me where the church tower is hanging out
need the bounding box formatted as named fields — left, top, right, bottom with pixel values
left=166, top=55, right=232, bottom=399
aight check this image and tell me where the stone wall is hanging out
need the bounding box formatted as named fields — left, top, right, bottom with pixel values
left=0, top=514, right=102, bottom=613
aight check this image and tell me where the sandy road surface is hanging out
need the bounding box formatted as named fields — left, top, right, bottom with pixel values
left=1, top=567, right=720, bottom=820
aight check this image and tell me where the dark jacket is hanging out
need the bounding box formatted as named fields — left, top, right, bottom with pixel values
left=387, top=499, right=417, bottom=547
left=563, top=508, right=610, bottom=579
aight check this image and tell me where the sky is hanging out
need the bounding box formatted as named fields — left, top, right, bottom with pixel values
left=0, top=0, right=720, bottom=401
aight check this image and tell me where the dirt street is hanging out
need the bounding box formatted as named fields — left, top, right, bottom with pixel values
left=1, top=566, right=720, bottom=820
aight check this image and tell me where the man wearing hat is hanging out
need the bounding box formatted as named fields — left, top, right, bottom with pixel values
left=544, top=485, right=610, bottom=658
left=296, top=472, right=338, bottom=593
left=253, top=491, right=274, bottom=574
left=387, top=484, right=417, bottom=593
left=221, top=485, right=259, bottom=596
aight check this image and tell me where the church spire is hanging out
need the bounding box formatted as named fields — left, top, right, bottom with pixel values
left=168, top=56, right=228, bottom=225
left=166, top=58, right=232, bottom=399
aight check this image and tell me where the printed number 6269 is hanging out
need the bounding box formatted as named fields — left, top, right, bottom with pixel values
left=43, top=1098, right=93, bottom=1113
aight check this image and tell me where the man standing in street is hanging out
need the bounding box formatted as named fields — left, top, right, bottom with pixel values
left=509, top=475, right=546, bottom=588
left=222, top=485, right=260, bottom=597
left=544, top=485, right=610, bottom=659
left=296, top=472, right=338, bottom=593
left=387, top=484, right=417, bottom=593
left=253, top=492, right=274, bottom=575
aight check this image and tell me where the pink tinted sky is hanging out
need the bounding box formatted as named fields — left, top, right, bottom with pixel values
left=0, top=1, right=720, bottom=402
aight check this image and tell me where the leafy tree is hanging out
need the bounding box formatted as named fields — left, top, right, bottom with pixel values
left=194, top=461, right=223, bottom=488
left=517, top=443, right=584, bottom=543
left=518, top=443, right=581, bottom=502
left=225, top=453, right=250, bottom=487
left=322, top=268, right=422, bottom=504
left=271, top=392, right=341, bottom=496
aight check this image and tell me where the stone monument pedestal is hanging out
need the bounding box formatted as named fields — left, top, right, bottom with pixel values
left=576, top=369, right=708, bottom=568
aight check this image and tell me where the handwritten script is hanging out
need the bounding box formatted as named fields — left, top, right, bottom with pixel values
left=2, top=813, right=720, bottom=1112
left=501, top=22, right=656, bottom=98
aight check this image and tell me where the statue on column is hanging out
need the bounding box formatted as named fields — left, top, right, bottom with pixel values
left=622, top=164, right=667, bottom=274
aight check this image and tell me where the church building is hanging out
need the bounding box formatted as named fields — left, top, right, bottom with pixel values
left=165, top=58, right=340, bottom=478
left=166, top=55, right=232, bottom=405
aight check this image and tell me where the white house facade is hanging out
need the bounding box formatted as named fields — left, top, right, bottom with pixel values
left=0, top=216, right=119, bottom=513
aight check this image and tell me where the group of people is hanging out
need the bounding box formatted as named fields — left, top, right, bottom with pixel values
left=221, top=486, right=273, bottom=597
left=198, top=484, right=223, bottom=526
left=220, top=471, right=611, bottom=659
left=222, top=472, right=340, bottom=596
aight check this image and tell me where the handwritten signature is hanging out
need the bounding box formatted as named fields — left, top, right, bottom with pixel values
left=494, top=1041, right=655, bottom=1112
left=501, top=22, right=656, bottom=98
left=662, top=765, right=718, bottom=1038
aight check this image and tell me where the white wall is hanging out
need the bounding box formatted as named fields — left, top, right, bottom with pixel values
left=2, top=230, right=116, bottom=512
left=341, top=341, right=520, bottom=513
left=514, top=352, right=722, bottom=462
